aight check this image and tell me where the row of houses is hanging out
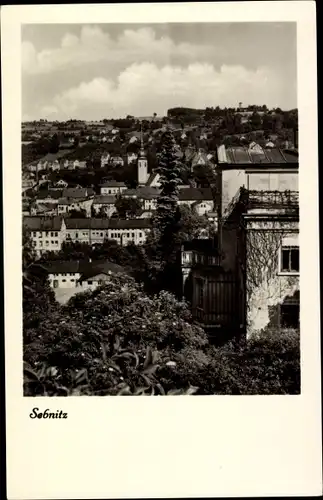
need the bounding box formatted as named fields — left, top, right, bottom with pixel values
left=25, top=184, right=216, bottom=219
left=24, top=216, right=152, bottom=255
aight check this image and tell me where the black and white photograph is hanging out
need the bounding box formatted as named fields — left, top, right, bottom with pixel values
left=21, top=21, right=301, bottom=396
left=2, top=2, right=321, bottom=499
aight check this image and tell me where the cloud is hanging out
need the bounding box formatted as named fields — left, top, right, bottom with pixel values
left=22, top=26, right=218, bottom=75
left=39, top=62, right=283, bottom=120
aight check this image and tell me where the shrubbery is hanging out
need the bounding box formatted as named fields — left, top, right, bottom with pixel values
left=23, top=273, right=300, bottom=396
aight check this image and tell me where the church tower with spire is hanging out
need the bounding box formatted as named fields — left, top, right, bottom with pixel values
left=138, top=124, right=148, bottom=185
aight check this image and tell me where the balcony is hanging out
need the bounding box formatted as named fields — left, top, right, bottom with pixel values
left=223, top=188, right=299, bottom=222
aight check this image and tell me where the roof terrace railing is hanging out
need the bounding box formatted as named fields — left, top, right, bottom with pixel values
left=222, top=188, right=299, bottom=222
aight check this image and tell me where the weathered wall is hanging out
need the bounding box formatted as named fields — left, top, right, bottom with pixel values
left=246, top=171, right=298, bottom=191
left=245, top=222, right=299, bottom=338
left=222, top=169, right=247, bottom=215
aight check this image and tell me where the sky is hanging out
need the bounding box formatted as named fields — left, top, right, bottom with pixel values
left=21, top=22, right=297, bottom=121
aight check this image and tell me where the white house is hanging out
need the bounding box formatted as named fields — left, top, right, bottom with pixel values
left=92, top=195, right=117, bottom=217
left=100, top=181, right=127, bottom=195
left=101, top=152, right=110, bottom=168
left=178, top=188, right=214, bottom=213
left=23, top=216, right=66, bottom=256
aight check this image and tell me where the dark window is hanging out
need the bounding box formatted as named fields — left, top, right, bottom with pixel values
left=280, top=304, right=300, bottom=329
left=88, top=280, right=93, bottom=285
left=53, top=280, right=58, bottom=288
left=196, top=279, right=204, bottom=308
left=281, top=246, right=299, bottom=272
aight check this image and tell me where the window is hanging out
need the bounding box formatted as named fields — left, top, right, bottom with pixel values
left=55, top=232, right=58, bottom=237
left=70, top=279, right=75, bottom=282
left=51, top=240, right=54, bottom=245
left=98, top=280, right=103, bottom=285
left=280, top=304, right=300, bottom=329
left=51, top=232, right=54, bottom=236
left=53, top=280, right=58, bottom=288
left=62, top=279, right=66, bottom=282
left=127, top=232, right=130, bottom=238
left=33, top=231, right=37, bottom=237
left=75, top=233, right=79, bottom=238
left=280, top=246, right=299, bottom=273
left=88, top=280, right=93, bottom=285
left=139, top=232, right=142, bottom=237
left=196, top=278, right=204, bottom=308
left=45, top=241, right=49, bottom=246
left=100, top=233, right=103, bottom=237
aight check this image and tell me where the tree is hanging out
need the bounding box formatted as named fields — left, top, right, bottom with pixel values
left=49, top=133, right=60, bottom=154
left=154, top=129, right=183, bottom=254
left=68, top=208, right=87, bottom=218
left=115, top=196, right=142, bottom=218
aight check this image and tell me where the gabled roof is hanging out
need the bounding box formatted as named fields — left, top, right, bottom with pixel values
left=62, top=188, right=94, bottom=198
left=100, top=181, right=127, bottom=188
left=217, top=145, right=299, bottom=166
left=178, top=188, right=213, bottom=201
left=23, top=216, right=63, bottom=231
left=39, top=259, right=126, bottom=278
left=58, top=197, right=88, bottom=205
left=64, top=218, right=151, bottom=230
left=123, top=186, right=160, bottom=199
left=36, top=189, right=63, bottom=200
left=108, top=218, right=151, bottom=229
left=93, top=195, right=117, bottom=205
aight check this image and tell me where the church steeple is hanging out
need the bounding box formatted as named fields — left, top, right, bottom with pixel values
left=139, top=123, right=146, bottom=158
left=138, top=122, right=148, bottom=185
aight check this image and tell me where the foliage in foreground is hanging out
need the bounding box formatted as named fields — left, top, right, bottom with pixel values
left=23, top=270, right=300, bottom=396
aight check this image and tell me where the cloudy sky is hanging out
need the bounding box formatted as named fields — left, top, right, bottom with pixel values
left=22, top=22, right=297, bottom=121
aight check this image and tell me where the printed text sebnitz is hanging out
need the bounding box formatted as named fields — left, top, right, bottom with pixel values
left=30, top=407, right=68, bottom=419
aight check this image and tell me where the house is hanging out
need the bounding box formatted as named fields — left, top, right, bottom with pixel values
left=64, top=218, right=151, bottom=246
left=178, top=188, right=214, bottom=212
left=100, top=181, right=127, bottom=195
left=110, top=155, right=124, bottom=167
left=146, top=172, right=161, bottom=188
left=35, top=189, right=63, bottom=206
left=191, top=199, right=214, bottom=216
left=38, top=259, right=128, bottom=303
left=101, top=152, right=110, bottom=168
left=77, top=260, right=127, bottom=291
left=51, top=160, right=60, bottom=171
left=57, top=197, right=93, bottom=217
left=23, top=216, right=66, bottom=256
left=182, top=144, right=299, bottom=340
left=73, top=160, right=87, bottom=169
left=62, top=187, right=95, bottom=199
left=107, top=218, right=151, bottom=245
left=92, top=195, right=117, bottom=217
left=191, top=149, right=211, bottom=171
left=127, top=152, right=138, bottom=164
left=123, top=187, right=160, bottom=211
left=30, top=202, right=58, bottom=216
left=54, top=179, right=68, bottom=189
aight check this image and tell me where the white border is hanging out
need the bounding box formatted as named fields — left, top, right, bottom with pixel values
left=2, top=2, right=321, bottom=498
